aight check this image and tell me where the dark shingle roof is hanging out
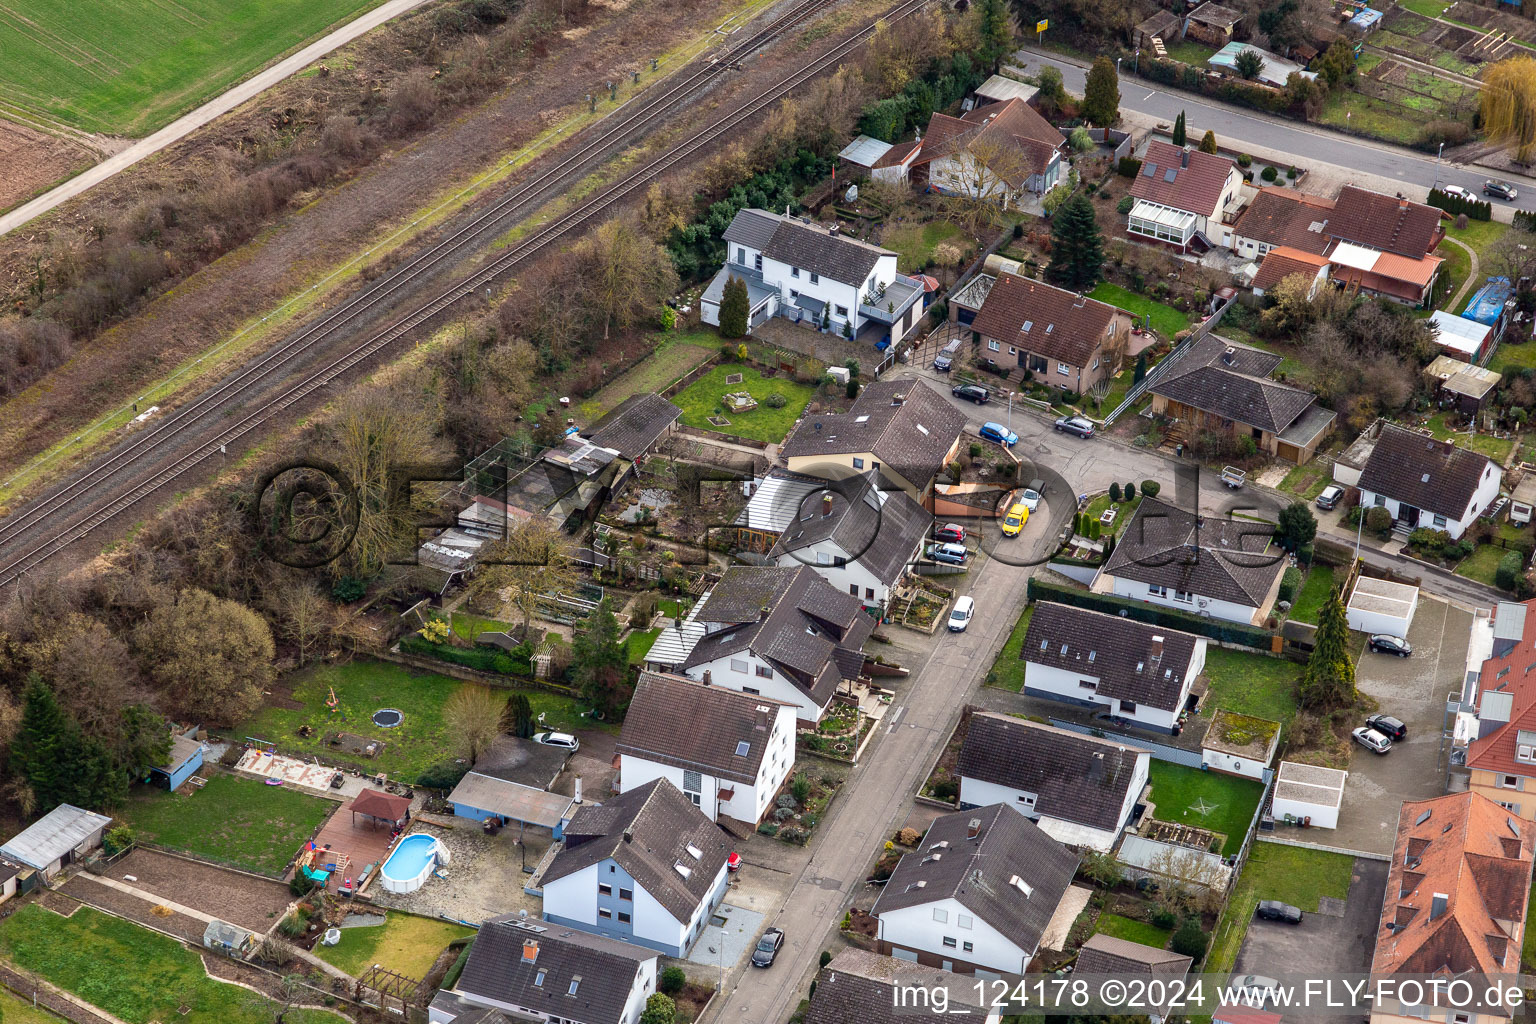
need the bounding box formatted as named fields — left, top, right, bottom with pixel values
left=1327, top=185, right=1443, bottom=259
left=782, top=379, right=966, bottom=489
left=768, top=471, right=931, bottom=586
left=1021, top=605, right=1200, bottom=711
left=872, top=804, right=1078, bottom=952
left=805, top=950, right=986, bottom=1024
left=1232, top=187, right=1333, bottom=254
left=914, top=99, right=1066, bottom=183
left=957, top=714, right=1150, bottom=830
left=1187, top=2, right=1243, bottom=27
left=1358, top=422, right=1498, bottom=520
left=1102, top=496, right=1287, bottom=608
left=1131, top=141, right=1236, bottom=218
left=1075, top=933, right=1193, bottom=1012
left=618, top=672, right=791, bottom=785
left=1150, top=334, right=1317, bottom=434
left=542, top=779, right=731, bottom=922
left=721, top=208, right=781, bottom=251
left=971, top=273, right=1117, bottom=367
left=457, top=916, right=654, bottom=1024
left=586, top=394, right=681, bottom=459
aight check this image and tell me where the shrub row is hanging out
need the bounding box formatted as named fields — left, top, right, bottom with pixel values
left=399, top=635, right=532, bottom=676
left=1427, top=188, right=1492, bottom=222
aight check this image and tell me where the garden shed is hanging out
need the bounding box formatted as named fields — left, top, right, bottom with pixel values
left=1201, top=709, right=1280, bottom=780
left=148, top=729, right=206, bottom=791
left=203, top=919, right=256, bottom=957
left=0, top=804, right=111, bottom=881
left=448, top=772, right=574, bottom=835
left=1270, top=761, right=1346, bottom=829
left=1346, top=575, right=1418, bottom=638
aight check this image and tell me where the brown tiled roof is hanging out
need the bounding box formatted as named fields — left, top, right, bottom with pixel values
left=768, top=471, right=931, bottom=587
left=872, top=804, right=1079, bottom=952
left=585, top=393, right=680, bottom=459
left=914, top=98, right=1066, bottom=183
left=1327, top=185, right=1444, bottom=258
left=1372, top=793, right=1533, bottom=977
left=1149, top=334, right=1316, bottom=434
left=1233, top=188, right=1334, bottom=254
left=970, top=272, right=1117, bottom=367
left=543, top=779, right=732, bottom=922
left=1075, top=934, right=1193, bottom=995
left=1357, top=422, right=1497, bottom=520
left=1466, top=601, right=1536, bottom=777
left=874, top=140, right=920, bottom=169
left=957, top=714, right=1150, bottom=830
left=782, top=379, right=966, bottom=488
left=1251, top=247, right=1332, bottom=293
left=1021, top=604, right=1200, bottom=712
left=1102, top=496, right=1287, bottom=608
left=619, top=672, right=792, bottom=786
left=1131, top=141, right=1236, bottom=218
left=805, top=950, right=986, bottom=1024
left=457, top=917, right=653, bottom=1024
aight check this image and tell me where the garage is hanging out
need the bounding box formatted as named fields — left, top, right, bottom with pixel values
left=1346, top=575, right=1418, bottom=638
left=1269, top=761, right=1346, bottom=830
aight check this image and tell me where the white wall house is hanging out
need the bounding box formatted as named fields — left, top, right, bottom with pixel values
left=1022, top=656, right=1197, bottom=733
left=1357, top=423, right=1503, bottom=540
left=1104, top=579, right=1260, bottom=631
left=929, top=149, right=1060, bottom=206
left=1127, top=141, right=1243, bottom=252
left=542, top=860, right=728, bottom=957
left=878, top=896, right=1037, bottom=976
left=1360, top=471, right=1500, bottom=540
left=680, top=651, right=827, bottom=724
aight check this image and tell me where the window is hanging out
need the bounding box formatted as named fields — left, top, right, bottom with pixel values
left=756, top=665, right=773, bottom=679
left=598, top=908, right=612, bottom=919
left=1174, top=590, right=1194, bottom=603
left=865, top=587, right=875, bottom=600
left=942, top=936, right=957, bottom=948
left=1499, top=801, right=1521, bottom=813
left=835, top=305, right=849, bottom=318
left=1147, top=585, right=1167, bottom=597
left=810, top=272, right=820, bottom=284
left=933, top=908, right=948, bottom=923
left=743, top=686, right=760, bottom=695
left=754, top=254, right=762, bottom=272
left=683, top=770, right=702, bottom=793
left=817, top=552, right=832, bottom=565
left=737, top=247, right=746, bottom=263
left=1091, top=357, right=1100, bottom=370
left=958, top=914, right=973, bottom=929
left=618, top=911, right=631, bottom=923
left=619, top=888, right=633, bottom=901
left=599, top=883, right=613, bottom=896
left=568, top=977, right=582, bottom=997
left=730, top=658, right=747, bottom=674
left=1028, top=354, right=1047, bottom=373
left=1520, top=745, right=1535, bottom=763
left=1058, top=361, right=1070, bottom=376
left=1079, top=679, right=1097, bottom=690
left=853, top=458, right=864, bottom=469
left=1503, top=775, right=1522, bottom=789
left=849, top=584, right=859, bottom=596
left=1374, top=494, right=1386, bottom=507
left=1119, top=699, right=1137, bottom=713
left=988, top=340, right=1000, bottom=351
left=963, top=941, right=974, bottom=953
left=1433, top=514, right=1448, bottom=529
left=789, top=289, right=799, bottom=299
left=534, top=969, right=547, bottom=988
left=791, top=266, right=800, bottom=278
left=1454, top=1014, right=1471, bottom=1024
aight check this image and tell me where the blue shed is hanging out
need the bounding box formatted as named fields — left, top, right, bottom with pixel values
left=1462, top=276, right=1513, bottom=327
left=150, top=731, right=207, bottom=791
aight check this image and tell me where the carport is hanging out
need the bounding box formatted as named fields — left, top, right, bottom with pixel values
left=447, top=772, right=575, bottom=836
left=1270, top=762, right=1346, bottom=830
left=1346, top=576, right=1417, bottom=638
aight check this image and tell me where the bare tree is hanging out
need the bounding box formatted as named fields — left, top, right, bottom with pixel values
left=571, top=215, right=678, bottom=341
left=444, top=685, right=503, bottom=763
left=938, top=136, right=1033, bottom=234
left=470, top=517, right=579, bottom=636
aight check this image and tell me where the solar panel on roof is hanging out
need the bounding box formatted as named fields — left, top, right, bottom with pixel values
left=1143, top=163, right=1157, bottom=177
left=1163, top=168, right=1178, bottom=183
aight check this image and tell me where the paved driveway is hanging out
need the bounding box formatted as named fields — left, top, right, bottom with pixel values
left=1321, top=596, right=1470, bottom=855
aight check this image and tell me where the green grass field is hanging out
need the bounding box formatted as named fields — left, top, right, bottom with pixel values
left=114, top=774, right=332, bottom=876
left=0, top=904, right=346, bottom=1024
left=1288, top=565, right=1336, bottom=625
left=1147, top=761, right=1265, bottom=855
left=883, top=221, right=968, bottom=274
left=1093, top=913, right=1171, bottom=949
left=986, top=605, right=1035, bottom=692
left=672, top=364, right=816, bottom=442
left=1087, top=283, right=1193, bottom=339
left=313, top=912, right=474, bottom=980
left=1456, top=543, right=1510, bottom=588
left=0, top=986, right=68, bottom=1024
left=1208, top=842, right=1354, bottom=971
left=1200, top=648, right=1301, bottom=726
left=580, top=335, right=717, bottom=421
left=0, top=0, right=386, bottom=136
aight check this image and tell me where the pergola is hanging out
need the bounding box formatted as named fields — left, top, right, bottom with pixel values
left=348, top=790, right=412, bottom=830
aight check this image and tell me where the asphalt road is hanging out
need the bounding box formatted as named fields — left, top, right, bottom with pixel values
left=1012, top=46, right=1536, bottom=215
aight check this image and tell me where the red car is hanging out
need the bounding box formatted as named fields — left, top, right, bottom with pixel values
left=933, top=523, right=966, bottom=544
left=727, top=852, right=741, bottom=872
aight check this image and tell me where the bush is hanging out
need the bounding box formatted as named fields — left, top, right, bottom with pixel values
left=969, top=443, right=984, bottom=458
left=820, top=950, right=834, bottom=968
left=1287, top=166, right=1298, bottom=179
left=331, top=576, right=366, bottom=603
left=1297, top=541, right=1314, bottom=566
left=1365, top=506, right=1394, bottom=536
left=1117, top=195, right=1134, bottom=214
left=1497, top=550, right=1526, bottom=592
left=1151, top=908, right=1178, bottom=930
left=1261, top=165, right=1278, bottom=182
left=1109, top=482, right=1122, bottom=502
left=416, top=759, right=473, bottom=791
left=791, top=772, right=812, bottom=803
left=1118, top=156, right=1142, bottom=177
left=1427, top=187, right=1491, bottom=222
left=1140, top=480, right=1161, bottom=498
left=1172, top=918, right=1209, bottom=959
left=763, top=392, right=788, bottom=409
left=659, top=966, right=687, bottom=996
left=289, top=874, right=317, bottom=899
left=1278, top=566, right=1303, bottom=604
left=103, top=824, right=135, bottom=856
left=1237, top=153, right=1253, bottom=168
left=931, top=778, right=959, bottom=802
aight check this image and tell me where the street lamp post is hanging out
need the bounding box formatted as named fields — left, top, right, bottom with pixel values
left=1007, top=391, right=1016, bottom=431
left=1435, top=142, right=1444, bottom=190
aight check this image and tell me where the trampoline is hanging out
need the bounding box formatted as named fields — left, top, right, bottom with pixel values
left=372, top=709, right=404, bottom=728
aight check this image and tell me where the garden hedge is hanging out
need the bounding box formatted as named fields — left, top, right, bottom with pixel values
left=1427, top=188, right=1491, bottom=222
left=400, top=635, right=532, bottom=676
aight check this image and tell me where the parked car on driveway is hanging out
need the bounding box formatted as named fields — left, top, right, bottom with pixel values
left=1365, top=714, right=1407, bottom=741
left=1352, top=727, right=1393, bottom=755
left=751, top=927, right=785, bottom=967
left=1054, top=416, right=1095, bottom=438
left=933, top=339, right=962, bottom=371
left=1001, top=502, right=1029, bottom=537
left=1020, top=482, right=1043, bottom=512
left=926, top=542, right=968, bottom=565
left=933, top=523, right=966, bottom=544
left=532, top=731, right=580, bottom=752
left=1315, top=485, right=1344, bottom=511
left=979, top=421, right=1018, bottom=446
left=1256, top=901, right=1303, bottom=924
left=1443, top=184, right=1474, bottom=201
left=952, top=384, right=990, bottom=404
left=1368, top=634, right=1412, bottom=657
left=948, top=596, right=975, bottom=632
left=1485, top=180, right=1519, bottom=201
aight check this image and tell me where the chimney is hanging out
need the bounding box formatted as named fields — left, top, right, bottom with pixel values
left=967, top=818, right=983, bottom=839
left=703, top=670, right=712, bottom=686
left=1222, top=346, right=1235, bottom=365
left=1399, top=199, right=1410, bottom=213
left=823, top=493, right=834, bottom=517
left=522, top=940, right=540, bottom=964
left=755, top=705, right=771, bottom=731
left=892, top=393, right=906, bottom=406
left=1150, top=635, right=1165, bottom=662
left=1430, top=893, right=1448, bottom=921
left=623, top=829, right=633, bottom=844
left=1181, top=147, right=1189, bottom=168
left=1445, top=439, right=1455, bottom=455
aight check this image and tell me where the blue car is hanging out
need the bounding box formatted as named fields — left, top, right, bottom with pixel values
left=979, top=422, right=1018, bottom=447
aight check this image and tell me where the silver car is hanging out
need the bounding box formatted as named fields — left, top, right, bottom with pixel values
left=1352, top=727, right=1392, bottom=755
left=532, top=731, right=580, bottom=753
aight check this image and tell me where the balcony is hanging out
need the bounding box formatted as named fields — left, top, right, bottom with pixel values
left=860, top=274, right=924, bottom=324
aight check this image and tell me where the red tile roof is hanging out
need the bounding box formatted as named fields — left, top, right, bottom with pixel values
left=1327, top=185, right=1444, bottom=258
left=1232, top=187, right=1334, bottom=254
left=1467, top=602, right=1536, bottom=778
left=1251, top=247, right=1331, bottom=292
left=1372, top=792, right=1533, bottom=978
left=1130, top=141, right=1237, bottom=218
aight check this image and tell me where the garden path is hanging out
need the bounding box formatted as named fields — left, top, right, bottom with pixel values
left=1443, top=235, right=1480, bottom=311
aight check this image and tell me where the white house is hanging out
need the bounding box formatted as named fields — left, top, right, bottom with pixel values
left=648, top=565, right=873, bottom=724
left=1094, top=497, right=1287, bottom=627
left=434, top=915, right=658, bottom=1024
left=914, top=98, right=1067, bottom=201
left=1018, top=603, right=1207, bottom=734
left=617, top=671, right=796, bottom=827
left=957, top=714, right=1150, bottom=851
left=1356, top=422, right=1502, bottom=539
left=540, top=779, right=731, bottom=958
left=1127, top=140, right=1243, bottom=253
left=873, top=804, right=1079, bottom=976
left=700, top=208, right=926, bottom=346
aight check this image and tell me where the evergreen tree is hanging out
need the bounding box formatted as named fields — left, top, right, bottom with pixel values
left=501, top=692, right=536, bottom=738
left=1109, top=482, right=1122, bottom=502
left=1276, top=502, right=1318, bottom=552
left=1171, top=111, right=1187, bottom=148
left=976, top=0, right=1014, bottom=70
left=11, top=675, right=71, bottom=812
left=1199, top=129, right=1219, bottom=154
left=1045, top=194, right=1105, bottom=292
left=1299, top=588, right=1357, bottom=710
left=1082, top=57, right=1120, bottom=127
left=1133, top=352, right=1147, bottom=384
left=572, top=600, right=631, bottom=718
left=718, top=276, right=748, bottom=338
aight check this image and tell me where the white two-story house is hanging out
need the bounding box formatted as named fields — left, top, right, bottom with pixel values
left=540, top=779, right=731, bottom=958
left=1356, top=422, right=1502, bottom=539
left=700, top=208, right=926, bottom=346
left=617, top=671, right=796, bottom=827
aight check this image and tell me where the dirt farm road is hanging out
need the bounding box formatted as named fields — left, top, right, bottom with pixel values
left=0, top=0, right=434, bottom=240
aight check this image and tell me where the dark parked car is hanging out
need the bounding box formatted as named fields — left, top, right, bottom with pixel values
left=1485, top=180, right=1519, bottom=201
left=934, top=523, right=967, bottom=544
left=751, top=927, right=785, bottom=967
left=1365, top=714, right=1407, bottom=741
left=1315, top=485, right=1344, bottom=511
left=1256, top=901, right=1303, bottom=924
left=1054, top=416, right=1095, bottom=438
left=952, top=384, right=990, bottom=404
left=1368, top=634, right=1412, bottom=657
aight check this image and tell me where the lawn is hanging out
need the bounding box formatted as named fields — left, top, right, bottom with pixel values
left=1278, top=462, right=1329, bottom=501
left=243, top=660, right=602, bottom=783
left=1095, top=365, right=1135, bottom=417
left=1093, top=912, right=1171, bottom=949
left=446, top=611, right=517, bottom=642
left=1199, top=648, right=1301, bottom=726
left=671, top=364, right=816, bottom=443
left=313, top=912, right=474, bottom=980
left=986, top=604, right=1035, bottom=692
left=1491, top=339, right=1536, bottom=375
left=1438, top=238, right=1472, bottom=313
left=1316, top=90, right=1422, bottom=147
left=0, top=904, right=345, bottom=1024
left=1288, top=565, right=1336, bottom=625
left=882, top=220, right=968, bottom=274
left=1147, top=760, right=1265, bottom=855
left=1422, top=411, right=1516, bottom=462
left=0, top=987, right=67, bottom=1024
left=581, top=334, right=717, bottom=420
left=1396, top=0, right=1450, bottom=16
left=1162, top=38, right=1217, bottom=66
left=1208, top=841, right=1355, bottom=971
left=657, top=598, right=683, bottom=620
left=1081, top=493, right=1141, bottom=537
left=1456, top=543, right=1510, bottom=588
left=1087, top=283, right=1193, bottom=339
left=0, top=0, right=386, bottom=136
left=113, top=774, right=332, bottom=876
left=1525, top=885, right=1536, bottom=971
left=625, top=627, right=661, bottom=663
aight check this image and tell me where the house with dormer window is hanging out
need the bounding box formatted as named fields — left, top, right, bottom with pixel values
left=1126, top=141, right=1242, bottom=253
left=1356, top=422, right=1501, bottom=540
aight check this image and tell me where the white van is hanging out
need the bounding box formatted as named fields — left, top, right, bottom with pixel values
left=948, top=596, right=975, bottom=632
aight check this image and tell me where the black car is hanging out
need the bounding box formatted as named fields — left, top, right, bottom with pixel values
left=1368, top=634, right=1412, bottom=657
left=1256, top=901, right=1303, bottom=924
left=952, top=384, right=990, bottom=404
left=1366, top=714, right=1408, bottom=741
left=1485, top=180, right=1519, bottom=201
left=751, top=927, right=785, bottom=967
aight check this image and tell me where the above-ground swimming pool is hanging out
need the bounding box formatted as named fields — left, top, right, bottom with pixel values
left=379, top=833, right=448, bottom=894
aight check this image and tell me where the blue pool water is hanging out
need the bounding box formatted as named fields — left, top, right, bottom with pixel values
left=381, top=834, right=436, bottom=881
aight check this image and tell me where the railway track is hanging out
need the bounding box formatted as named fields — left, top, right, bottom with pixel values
left=0, top=0, right=929, bottom=586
